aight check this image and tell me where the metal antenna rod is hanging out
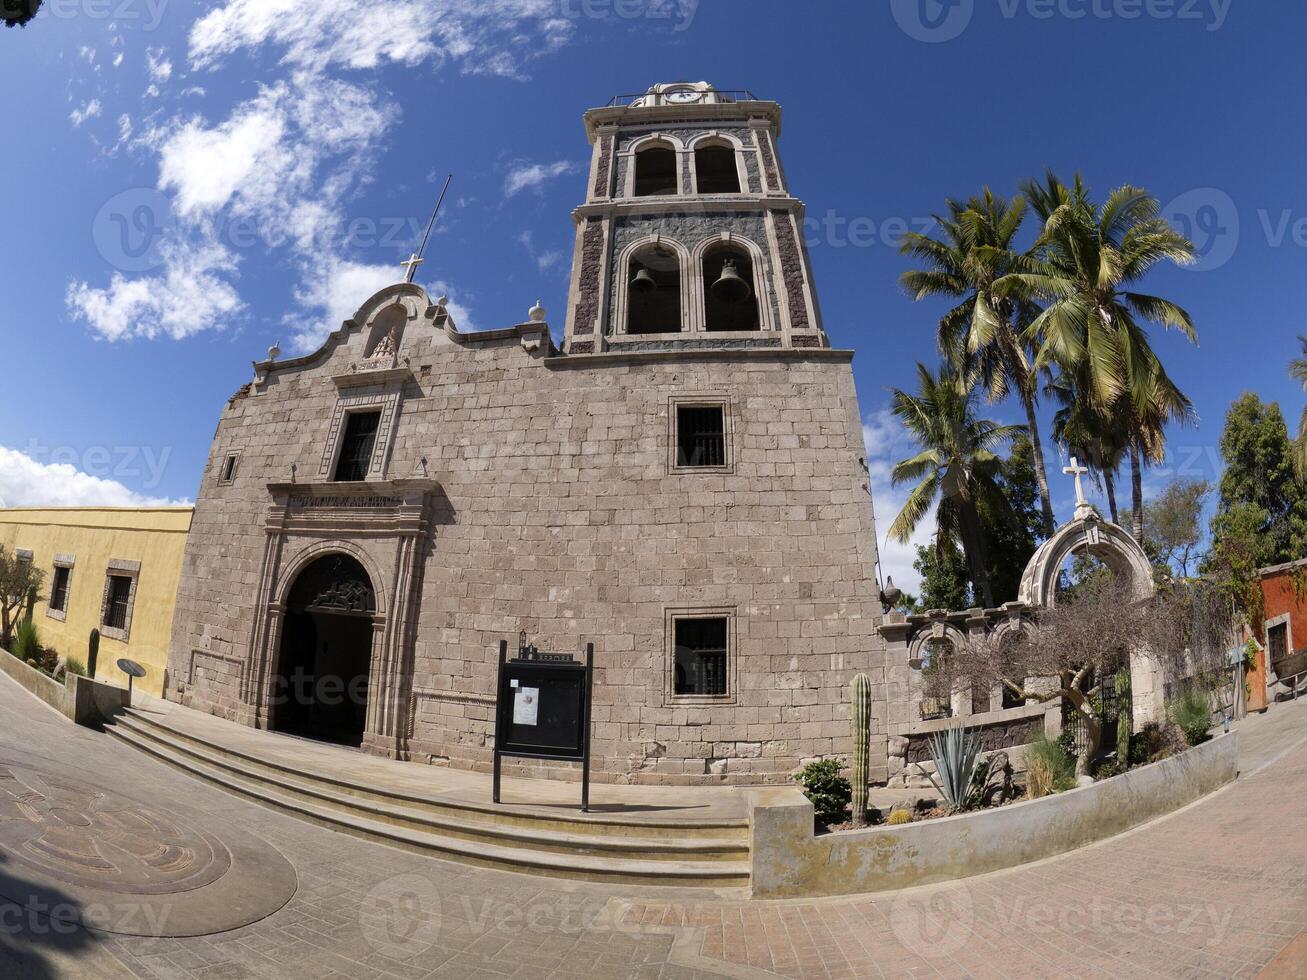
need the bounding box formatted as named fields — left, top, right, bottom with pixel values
left=403, top=173, right=453, bottom=283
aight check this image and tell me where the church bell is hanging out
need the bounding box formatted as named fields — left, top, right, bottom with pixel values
left=710, top=258, right=752, bottom=304
left=630, top=267, right=658, bottom=293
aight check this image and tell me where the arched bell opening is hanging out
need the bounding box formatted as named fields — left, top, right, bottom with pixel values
left=626, top=245, right=683, bottom=334
left=703, top=246, right=759, bottom=331
left=633, top=145, right=678, bottom=197
left=272, top=553, right=376, bottom=747
left=695, top=144, right=740, bottom=194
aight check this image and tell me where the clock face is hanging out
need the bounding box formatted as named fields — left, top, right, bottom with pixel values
left=664, top=89, right=702, bottom=105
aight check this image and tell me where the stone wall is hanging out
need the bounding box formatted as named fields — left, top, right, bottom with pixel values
left=748, top=732, right=1240, bottom=898
left=166, top=284, right=887, bottom=785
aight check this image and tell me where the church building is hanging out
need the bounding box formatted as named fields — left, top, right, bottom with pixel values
left=164, top=82, right=890, bottom=785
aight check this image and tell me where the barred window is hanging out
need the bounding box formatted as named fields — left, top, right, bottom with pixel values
left=674, top=617, right=728, bottom=697
left=676, top=405, right=726, bottom=468
left=103, top=576, right=133, bottom=631
left=50, top=567, right=71, bottom=613
left=333, top=411, right=381, bottom=482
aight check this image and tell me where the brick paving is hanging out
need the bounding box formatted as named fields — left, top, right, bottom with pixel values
left=3, top=674, right=1307, bottom=979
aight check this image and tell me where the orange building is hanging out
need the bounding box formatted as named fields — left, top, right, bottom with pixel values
left=1257, top=559, right=1307, bottom=699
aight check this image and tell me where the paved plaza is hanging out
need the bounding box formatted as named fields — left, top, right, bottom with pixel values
left=3, top=674, right=1307, bottom=979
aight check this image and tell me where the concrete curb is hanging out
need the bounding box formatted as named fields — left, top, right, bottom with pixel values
left=749, top=732, right=1239, bottom=898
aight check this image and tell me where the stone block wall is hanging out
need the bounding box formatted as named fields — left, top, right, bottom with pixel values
left=167, top=285, right=888, bottom=785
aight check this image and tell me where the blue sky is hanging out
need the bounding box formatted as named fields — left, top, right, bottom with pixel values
left=0, top=0, right=1303, bottom=592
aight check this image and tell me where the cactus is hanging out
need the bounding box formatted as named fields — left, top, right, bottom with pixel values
left=887, top=809, right=913, bottom=826
left=1114, top=668, right=1132, bottom=765
left=850, top=673, right=871, bottom=827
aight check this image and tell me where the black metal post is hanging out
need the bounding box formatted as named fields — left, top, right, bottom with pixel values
left=492, top=640, right=506, bottom=804
left=581, top=643, right=593, bottom=813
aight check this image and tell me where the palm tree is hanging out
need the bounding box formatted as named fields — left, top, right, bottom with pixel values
left=1004, top=173, right=1198, bottom=540
left=900, top=190, right=1058, bottom=538
left=888, top=363, right=1026, bottom=608
left=1293, top=336, right=1307, bottom=481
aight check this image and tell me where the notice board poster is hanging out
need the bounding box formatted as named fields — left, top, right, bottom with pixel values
left=499, top=667, right=586, bottom=758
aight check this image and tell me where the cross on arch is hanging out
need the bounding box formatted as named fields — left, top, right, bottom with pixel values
left=1063, top=456, right=1090, bottom=509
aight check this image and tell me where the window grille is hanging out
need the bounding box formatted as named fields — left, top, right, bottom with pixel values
left=676, top=406, right=726, bottom=468
left=333, top=411, right=381, bottom=482
left=674, top=617, right=728, bottom=696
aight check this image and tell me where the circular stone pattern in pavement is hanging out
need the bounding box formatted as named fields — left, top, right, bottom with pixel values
left=0, top=762, right=232, bottom=894
left=0, top=757, right=297, bottom=937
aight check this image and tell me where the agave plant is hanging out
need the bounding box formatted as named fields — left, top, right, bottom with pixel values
left=925, top=722, right=985, bottom=813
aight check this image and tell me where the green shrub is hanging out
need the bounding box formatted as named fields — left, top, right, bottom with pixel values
left=1130, top=721, right=1188, bottom=765
left=64, top=657, right=87, bottom=678
left=794, top=759, right=851, bottom=824
left=13, top=619, right=40, bottom=664
left=887, top=809, right=913, bottom=826
left=1168, top=688, right=1212, bottom=747
left=1025, top=735, right=1076, bottom=799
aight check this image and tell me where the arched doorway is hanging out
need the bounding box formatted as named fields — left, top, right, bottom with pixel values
left=273, top=554, right=376, bottom=747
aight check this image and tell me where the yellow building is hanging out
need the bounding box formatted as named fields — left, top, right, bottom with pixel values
left=0, top=507, right=193, bottom=697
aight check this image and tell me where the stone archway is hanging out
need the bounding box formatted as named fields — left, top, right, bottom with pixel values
left=271, top=553, right=377, bottom=747
left=1017, top=512, right=1155, bottom=608
left=1017, top=511, right=1163, bottom=724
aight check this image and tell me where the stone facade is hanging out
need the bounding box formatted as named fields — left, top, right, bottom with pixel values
left=165, top=84, right=890, bottom=785
left=164, top=292, right=886, bottom=783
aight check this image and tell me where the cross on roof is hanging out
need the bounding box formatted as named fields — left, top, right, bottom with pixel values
left=400, top=253, right=423, bottom=283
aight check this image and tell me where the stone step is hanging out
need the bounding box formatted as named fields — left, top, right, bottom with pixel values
left=116, top=709, right=748, bottom=842
left=107, top=717, right=752, bottom=889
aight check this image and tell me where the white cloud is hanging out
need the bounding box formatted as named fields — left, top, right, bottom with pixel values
left=66, top=240, right=245, bottom=341
left=69, top=99, right=102, bottom=127
left=287, top=257, right=475, bottom=354
left=113, top=52, right=125, bottom=68
left=146, top=47, right=173, bottom=82
left=0, top=447, right=185, bottom=509
left=863, top=407, right=933, bottom=598
left=518, top=229, right=564, bottom=271
left=71, top=1, right=574, bottom=348
left=504, top=160, right=580, bottom=197
left=157, top=87, right=296, bottom=217
left=189, top=0, right=573, bottom=74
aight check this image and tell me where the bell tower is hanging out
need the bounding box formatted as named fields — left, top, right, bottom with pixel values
left=563, top=82, right=827, bottom=354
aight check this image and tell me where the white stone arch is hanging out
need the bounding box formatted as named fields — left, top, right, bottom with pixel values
left=908, top=619, right=971, bottom=719
left=612, top=235, right=692, bottom=336
left=687, top=131, right=748, bottom=195
left=623, top=134, right=686, bottom=198
left=907, top=619, right=970, bottom=665
left=1017, top=512, right=1163, bottom=724
left=1017, top=513, right=1155, bottom=608
left=690, top=233, right=775, bottom=334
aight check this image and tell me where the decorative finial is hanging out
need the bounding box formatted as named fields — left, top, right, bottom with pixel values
left=436, top=295, right=449, bottom=308
left=267, top=339, right=281, bottom=361
left=529, top=300, right=546, bottom=323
